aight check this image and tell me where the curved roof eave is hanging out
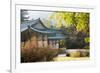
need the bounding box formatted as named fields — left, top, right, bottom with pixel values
left=30, top=27, right=56, bottom=34
left=21, top=27, right=28, bottom=32
left=48, top=37, right=66, bottom=40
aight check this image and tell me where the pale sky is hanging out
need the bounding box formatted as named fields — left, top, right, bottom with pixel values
left=26, top=10, right=56, bottom=26
left=28, top=10, right=53, bottom=20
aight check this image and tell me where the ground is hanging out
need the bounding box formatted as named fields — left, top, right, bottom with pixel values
left=53, top=57, right=89, bottom=61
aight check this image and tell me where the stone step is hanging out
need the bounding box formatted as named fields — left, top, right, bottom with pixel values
left=58, top=54, right=66, bottom=57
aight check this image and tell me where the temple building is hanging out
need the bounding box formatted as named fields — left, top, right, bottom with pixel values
left=21, top=18, right=66, bottom=49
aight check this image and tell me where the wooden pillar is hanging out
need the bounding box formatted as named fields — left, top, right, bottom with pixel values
left=24, top=40, right=32, bottom=49
left=53, top=40, right=56, bottom=49
left=52, top=40, right=55, bottom=49
left=43, top=35, right=48, bottom=48
left=56, top=40, right=59, bottom=49
left=21, top=42, right=25, bottom=49
left=31, top=32, right=37, bottom=48
left=37, top=34, right=43, bottom=48
left=49, top=40, right=52, bottom=49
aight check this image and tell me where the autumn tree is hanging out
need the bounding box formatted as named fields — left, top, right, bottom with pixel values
left=49, top=11, right=90, bottom=49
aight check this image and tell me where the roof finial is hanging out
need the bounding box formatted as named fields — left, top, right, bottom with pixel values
left=27, top=25, right=31, bottom=29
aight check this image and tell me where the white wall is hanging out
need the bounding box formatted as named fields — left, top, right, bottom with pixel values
left=0, top=0, right=100, bottom=73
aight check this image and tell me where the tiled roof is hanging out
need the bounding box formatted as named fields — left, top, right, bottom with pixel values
left=21, top=18, right=67, bottom=39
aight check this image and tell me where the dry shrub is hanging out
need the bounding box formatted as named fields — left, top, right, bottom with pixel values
left=46, top=49, right=58, bottom=61
left=58, top=48, right=66, bottom=54
left=21, top=48, right=58, bottom=63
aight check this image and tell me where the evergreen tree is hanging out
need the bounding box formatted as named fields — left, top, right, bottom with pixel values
left=21, top=9, right=29, bottom=23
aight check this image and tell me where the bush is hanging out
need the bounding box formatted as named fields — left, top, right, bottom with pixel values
left=58, top=48, right=66, bottom=54
left=66, top=49, right=89, bottom=57
left=84, top=45, right=89, bottom=49
left=21, top=48, right=58, bottom=63
left=80, top=51, right=89, bottom=57
left=46, top=49, right=58, bottom=61
left=69, top=51, right=81, bottom=57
